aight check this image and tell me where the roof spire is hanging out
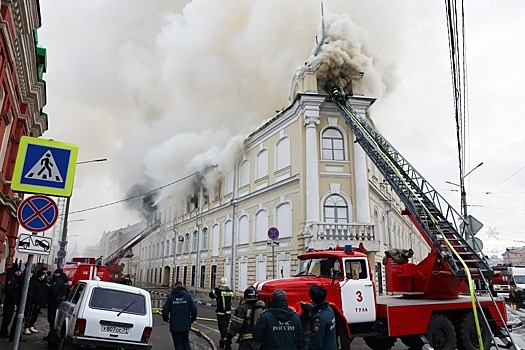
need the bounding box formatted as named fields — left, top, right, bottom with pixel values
left=313, top=2, right=326, bottom=56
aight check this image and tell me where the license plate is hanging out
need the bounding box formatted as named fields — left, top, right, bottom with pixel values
left=101, top=325, right=130, bottom=334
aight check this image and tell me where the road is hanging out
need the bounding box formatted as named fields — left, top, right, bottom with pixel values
left=152, top=299, right=525, bottom=350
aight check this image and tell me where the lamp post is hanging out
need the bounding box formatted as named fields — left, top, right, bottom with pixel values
left=446, top=161, right=483, bottom=239
left=57, top=158, right=107, bottom=267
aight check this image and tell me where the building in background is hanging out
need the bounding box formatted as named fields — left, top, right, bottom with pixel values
left=0, top=0, right=47, bottom=276
left=502, top=247, right=525, bottom=266
left=129, top=55, right=428, bottom=296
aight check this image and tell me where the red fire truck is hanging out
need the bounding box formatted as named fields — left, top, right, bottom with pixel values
left=61, top=257, right=110, bottom=287
left=254, top=88, right=518, bottom=349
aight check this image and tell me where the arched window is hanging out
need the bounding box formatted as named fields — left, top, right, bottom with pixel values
left=276, top=203, right=292, bottom=238
left=276, top=137, right=290, bottom=170
left=165, top=240, right=170, bottom=256
left=254, top=210, right=268, bottom=242
left=225, top=170, right=234, bottom=194
left=192, top=231, right=198, bottom=252
left=256, top=149, right=268, bottom=179
left=240, top=160, right=250, bottom=187
left=224, top=220, right=232, bottom=247
left=177, top=235, right=183, bottom=254
left=323, top=194, right=349, bottom=223
left=202, top=227, right=208, bottom=250
left=212, top=224, right=220, bottom=256
left=184, top=233, right=190, bottom=253
left=238, top=215, right=249, bottom=245
left=321, top=127, right=345, bottom=160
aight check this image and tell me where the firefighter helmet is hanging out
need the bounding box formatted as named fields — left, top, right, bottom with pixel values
left=244, top=286, right=257, bottom=300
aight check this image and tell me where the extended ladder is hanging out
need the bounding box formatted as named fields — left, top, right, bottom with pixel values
left=331, top=87, right=519, bottom=349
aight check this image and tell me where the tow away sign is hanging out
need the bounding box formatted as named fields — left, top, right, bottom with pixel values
left=11, top=136, right=79, bottom=196
left=17, top=233, right=52, bottom=255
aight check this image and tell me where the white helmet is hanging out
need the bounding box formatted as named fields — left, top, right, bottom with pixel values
left=219, top=277, right=229, bottom=288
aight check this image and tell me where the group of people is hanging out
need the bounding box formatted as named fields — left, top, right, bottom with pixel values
left=0, top=264, right=70, bottom=343
left=162, top=276, right=337, bottom=350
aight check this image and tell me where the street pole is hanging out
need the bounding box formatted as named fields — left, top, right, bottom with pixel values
left=13, top=234, right=35, bottom=348
left=56, top=158, right=107, bottom=267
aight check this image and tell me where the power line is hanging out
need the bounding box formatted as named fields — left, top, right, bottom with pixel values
left=69, top=171, right=199, bottom=215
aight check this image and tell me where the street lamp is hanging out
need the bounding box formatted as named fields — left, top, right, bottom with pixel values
left=57, top=158, right=107, bottom=267
left=446, top=161, right=483, bottom=239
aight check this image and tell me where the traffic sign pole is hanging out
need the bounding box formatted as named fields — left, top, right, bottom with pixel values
left=13, top=233, right=35, bottom=348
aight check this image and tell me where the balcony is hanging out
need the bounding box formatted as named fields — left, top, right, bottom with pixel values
left=305, top=222, right=380, bottom=252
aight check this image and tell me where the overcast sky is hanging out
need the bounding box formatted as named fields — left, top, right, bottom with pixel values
left=36, top=0, right=525, bottom=258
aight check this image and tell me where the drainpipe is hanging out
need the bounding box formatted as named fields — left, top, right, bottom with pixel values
left=230, top=165, right=237, bottom=292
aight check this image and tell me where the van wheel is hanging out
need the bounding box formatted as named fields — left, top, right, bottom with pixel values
left=363, top=336, right=397, bottom=350
left=455, top=311, right=491, bottom=350
left=426, top=314, right=456, bottom=350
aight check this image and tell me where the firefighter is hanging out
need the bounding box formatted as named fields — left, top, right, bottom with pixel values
left=300, top=285, right=337, bottom=350
left=209, top=277, right=234, bottom=349
left=162, top=281, right=198, bottom=350
left=225, top=286, right=265, bottom=350
left=121, top=274, right=133, bottom=285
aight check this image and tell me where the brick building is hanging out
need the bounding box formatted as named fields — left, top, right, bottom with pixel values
left=0, top=0, right=47, bottom=274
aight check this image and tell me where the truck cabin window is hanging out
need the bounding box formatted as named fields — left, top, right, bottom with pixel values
left=344, top=259, right=367, bottom=280
left=296, top=257, right=341, bottom=278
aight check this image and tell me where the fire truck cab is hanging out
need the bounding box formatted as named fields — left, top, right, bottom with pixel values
left=61, top=257, right=111, bottom=287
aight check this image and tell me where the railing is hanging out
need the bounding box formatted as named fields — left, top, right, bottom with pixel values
left=309, top=222, right=375, bottom=241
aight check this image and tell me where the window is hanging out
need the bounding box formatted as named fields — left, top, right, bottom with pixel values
left=201, top=227, right=208, bottom=250
left=344, top=259, right=368, bottom=280
left=240, top=160, right=250, bottom=187
left=89, top=288, right=146, bottom=315
left=200, top=266, right=206, bottom=288
left=211, top=265, right=217, bottom=288
left=256, top=149, right=268, bottom=179
left=276, top=137, right=290, bottom=170
left=211, top=224, right=220, bottom=256
left=184, top=233, right=190, bottom=253
left=224, top=220, right=232, bottom=247
left=165, top=240, right=170, bottom=256
left=225, top=170, right=234, bottom=194
left=177, top=236, right=183, bottom=254
left=322, top=127, right=345, bottom=160
left=172, top=238, right=175, bottom=255
left=192, top=231, right=198, bottom=252
left=255, top=210, right=268, bottom=242
left=191, top=265, right=196, bottom=287
left=323, top=194, right=349, bottom=223
left=176, top=266, right=180, bottom=283
left=276, top=203, right=292, bottom=238
left=238, top=215, right=249, bottom=245
left=183, top=266, right=188, bottom=285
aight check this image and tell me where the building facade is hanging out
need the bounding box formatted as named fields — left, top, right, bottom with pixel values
left=0, top=0, right=47, bottom=274
left=131, top=57, right=429, bottom=296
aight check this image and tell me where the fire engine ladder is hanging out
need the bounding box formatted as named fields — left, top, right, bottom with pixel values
left=332, top=88, right=519, bottom=349
left=103, top=220, right=162, bottom=266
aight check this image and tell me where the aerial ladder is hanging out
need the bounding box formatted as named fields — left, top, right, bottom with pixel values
left=103, top=220, right=162, bottom=280
left=331, top=87, right=518, bottom=349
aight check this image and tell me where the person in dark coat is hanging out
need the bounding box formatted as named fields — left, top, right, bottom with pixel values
left=162, top=281, right=197, bottom=350
left=300, top=285, right=337, bottom=350
left=41, top=270, right=52, bottom=308
left=252, top=289, right=303, bottom=350
left=23, top=270, right=46, bottom=334
left=226, top=286, right=265, bottom=350
left=43, top=268, right=69, bottom=341
left=121, top=274, right=133, bottom=285
left=0, top=266, right=23, bottom=339
left=209, top=277, right=234, bottom=349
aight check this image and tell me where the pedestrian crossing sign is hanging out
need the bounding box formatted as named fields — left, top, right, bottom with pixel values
left=11, top=136, right=79, bottom=197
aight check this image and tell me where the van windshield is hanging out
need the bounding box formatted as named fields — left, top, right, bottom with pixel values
left=89, top=288, right=146, bottom=315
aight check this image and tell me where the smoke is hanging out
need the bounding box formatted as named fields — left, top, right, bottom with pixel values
left=312, top=12, right=387, bottom=97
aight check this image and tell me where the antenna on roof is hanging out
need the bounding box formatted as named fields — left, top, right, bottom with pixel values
left=313, top=2, right=326, bottom=56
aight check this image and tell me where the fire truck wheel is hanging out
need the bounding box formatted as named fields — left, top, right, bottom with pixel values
left=426, top=314, right=456, bottom=350
left=400, top=335, right=424, bottom=348
left=455, top=311, right=491, bottom=350
left=363, top=336, right=396, bottom=350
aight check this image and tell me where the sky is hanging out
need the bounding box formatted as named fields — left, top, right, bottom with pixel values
left=35, top=0, right=525, bottom=258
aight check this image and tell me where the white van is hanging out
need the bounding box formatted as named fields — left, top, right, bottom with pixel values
left=53, top=280, right=153, bottom=349
left=508, top=266, right=525, bottom=301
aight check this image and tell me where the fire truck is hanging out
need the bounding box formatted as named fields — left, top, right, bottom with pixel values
left=102, top=220, right=161, bottom=282
left=61, top=257, right=110, bottom=286
left=254, top=88, right=518, bottom=350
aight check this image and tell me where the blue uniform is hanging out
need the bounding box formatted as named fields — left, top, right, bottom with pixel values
left=252, top=300, right=303, bottom=350
left=302, top=301, right=337, bottom=350
left=162, top=286, right=197, bottom=350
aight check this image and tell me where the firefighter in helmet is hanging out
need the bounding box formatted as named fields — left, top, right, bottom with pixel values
left=225, top=286, right=265, bottom=350
left=209, top=277, right=234, bottom=349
